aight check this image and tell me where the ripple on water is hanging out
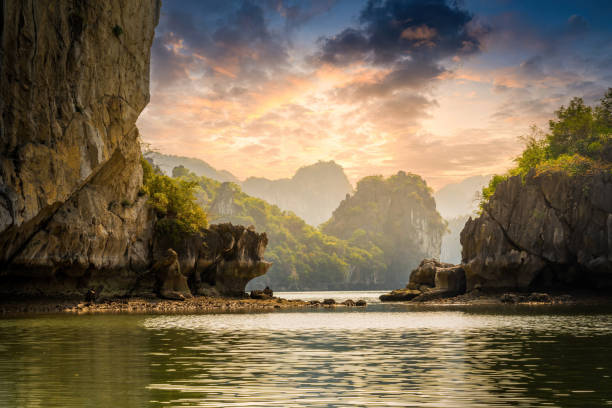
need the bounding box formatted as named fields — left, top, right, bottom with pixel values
left=1, top=304, right=612, bottom=407
left=139, top=309, right=612, bottom=407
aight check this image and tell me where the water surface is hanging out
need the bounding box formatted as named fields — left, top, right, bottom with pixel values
left=1, top=291, right=611, bottom=407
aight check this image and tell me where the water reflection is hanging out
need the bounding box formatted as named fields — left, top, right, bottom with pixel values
left=0, top=315, right=152, bottom=407
left=1, top=304, right=612, bottom=407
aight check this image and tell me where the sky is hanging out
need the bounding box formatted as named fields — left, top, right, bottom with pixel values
left=137, top=0, right=612, bottom=189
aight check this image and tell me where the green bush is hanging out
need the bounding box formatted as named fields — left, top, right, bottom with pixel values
left=141, top=158, right=207, bottom=234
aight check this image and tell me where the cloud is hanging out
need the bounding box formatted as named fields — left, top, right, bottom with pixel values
left=518, top=55, right=545, bottom=79
left=317, top=0, right=486, bottom=67
left=313, top=0, right=488, bottom=135
left=566, top=14, right=589, bottom=36
left=268, top=0, right=338, bottom=30
left=151, top=1, right=290, bottom=89
left=140, top=0, right=612, bottom=191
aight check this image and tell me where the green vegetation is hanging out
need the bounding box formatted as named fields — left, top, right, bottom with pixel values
left=141, top=158, right=208, bottom=236
left=321, top=171, right=447, bottom=288
left=480, top=89, right=612, bottom=209
left=171, top=170, right=385, bottom=290
left=112, top=25, right=123, bottom=37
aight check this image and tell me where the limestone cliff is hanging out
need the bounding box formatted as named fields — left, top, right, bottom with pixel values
left=0, top=0, right=160, bottom=295
left=0, top=1, right=270, bottom=299
left=461, top=170, right=612, bottom=291
left=322, top=171, right=446, bottom=288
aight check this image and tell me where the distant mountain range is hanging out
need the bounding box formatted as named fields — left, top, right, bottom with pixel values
left=242, top=161, right=353, bottom=226
left=145, top=151, right=490, bottom=266
left=145, top=152, right=353, bottom=227
left=434, top=175, right=492, bottom=264
left=434, top=175, right=492, bottom=219
left=143, top=152, right=239, bottom=183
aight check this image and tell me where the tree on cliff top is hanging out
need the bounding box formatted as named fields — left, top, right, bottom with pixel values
left=141, top=158, right=208, bottom=235
left=481, top=89, right=612, bottom=208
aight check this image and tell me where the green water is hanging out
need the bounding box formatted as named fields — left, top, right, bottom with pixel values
left=1, top=292, right=612, bottom=407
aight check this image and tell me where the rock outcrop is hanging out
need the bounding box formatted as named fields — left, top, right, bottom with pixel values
left=152, top=249, right=192, bottom=300
left=380, top=259, right=466, bottom=302
left=0, top=2, right=272, bottom=300
left=461, top=170, right=612, bottom=291
left=152, top=223, right=271, bottom=298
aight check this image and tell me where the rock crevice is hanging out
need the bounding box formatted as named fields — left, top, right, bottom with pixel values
left=0, top=1, right=271, bottom=300
left=461, top=171, right=612, bottom=290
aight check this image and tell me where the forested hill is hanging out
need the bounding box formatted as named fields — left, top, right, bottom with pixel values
left=170, top=168, right=386, bottom=291
left=242, top=161, right=353, bottom=227
left=322, top=171, right=447, bottom=288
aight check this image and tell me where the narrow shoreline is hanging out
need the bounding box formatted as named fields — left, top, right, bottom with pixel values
left=2, top=291, right=612, bottom=316
left=0, top=296, right=363, bottom=316
left=385, top=290, right=612, bottom=307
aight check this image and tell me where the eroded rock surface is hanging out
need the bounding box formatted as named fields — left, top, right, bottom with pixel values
left=380, top=259, right=466, bottom=302
left=461, top=170, right=612, bottom=291
left=152, top=249, right=192, bottom=300
left=153, top=223, right=272, bottom=298
left=0, top=0, right=160, bottom=296
left=0, top=2, right=271, bottom=300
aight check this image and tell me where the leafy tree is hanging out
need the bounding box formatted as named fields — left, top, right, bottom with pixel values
left=480, top=89, right=612, bottom=209
left=141, top=158, right=208, bottom=235
left=172, top=165, right=190, bottom=178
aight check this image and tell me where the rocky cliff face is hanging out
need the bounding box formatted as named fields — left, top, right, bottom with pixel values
left=0, top=1, right=270, bottom=299
left=0, top=0, right=161, bottom=296
left=461, top=170, right=612, bottom=291
left=153, top=223, right=271, bottom=297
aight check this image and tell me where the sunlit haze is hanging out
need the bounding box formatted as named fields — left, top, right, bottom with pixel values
left=137, top=0, right=612, bottom=189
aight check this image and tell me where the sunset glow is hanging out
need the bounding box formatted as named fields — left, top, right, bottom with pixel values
left=138, top=0, right=612, bottom=189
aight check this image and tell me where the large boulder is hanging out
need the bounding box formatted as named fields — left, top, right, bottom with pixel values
left=461, top=170, right=612, bottom=291
left=152, top=249, right=192, bottom=300
left=407, top=259, right=454, bottom=289
left=380, top=259, right=466, bottom=302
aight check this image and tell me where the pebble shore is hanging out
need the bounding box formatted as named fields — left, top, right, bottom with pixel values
left=0, top=296, right=367, bottom=315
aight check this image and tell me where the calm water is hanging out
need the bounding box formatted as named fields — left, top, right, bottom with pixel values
left=1, top=291, right=612, bottom=407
